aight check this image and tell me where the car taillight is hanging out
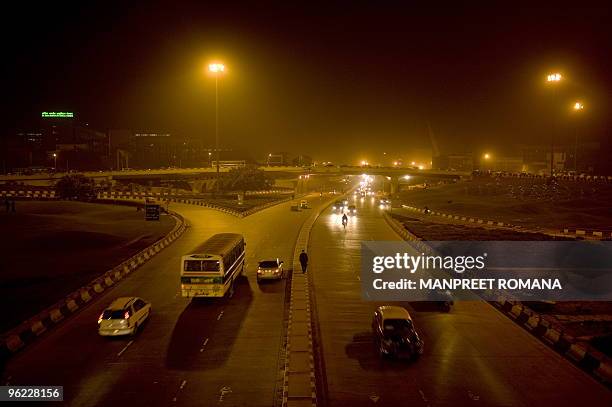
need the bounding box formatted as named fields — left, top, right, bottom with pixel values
left=124, top=311, right=130, bottom=320
left=98, top=313, right=103, bottom=324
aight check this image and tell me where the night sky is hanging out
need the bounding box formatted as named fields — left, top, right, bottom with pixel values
left=4, top=1, right=612, bottom=163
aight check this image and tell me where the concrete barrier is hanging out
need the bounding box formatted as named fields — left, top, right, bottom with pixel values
left=0, top=210, right=187, bottom=362
left=383, top=217, right=612, bottom=388
left=401, top=203, right=609, bottom=240
left=283, top=195, right=339, bottom=407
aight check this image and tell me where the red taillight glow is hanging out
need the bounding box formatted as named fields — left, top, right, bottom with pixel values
left=124, top=311, right=130, bottom=320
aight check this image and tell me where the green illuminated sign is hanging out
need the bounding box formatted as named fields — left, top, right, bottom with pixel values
left=41, top=112, right=74, bottom=118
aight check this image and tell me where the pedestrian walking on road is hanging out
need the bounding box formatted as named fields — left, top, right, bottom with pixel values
left=299, top=249, right=309, bottom=273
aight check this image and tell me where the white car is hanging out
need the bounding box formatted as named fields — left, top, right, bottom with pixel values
left=98, top=297, right=151, bottom=336
left=257, top=259, right=284, bottom=282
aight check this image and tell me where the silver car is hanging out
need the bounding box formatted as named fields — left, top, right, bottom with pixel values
left=256, top=259, right=284, bottom=282
left=98, top=297, right=151, bottom=336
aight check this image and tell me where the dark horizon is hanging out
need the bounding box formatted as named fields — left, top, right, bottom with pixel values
left=4, top=1, right=612, bottom=163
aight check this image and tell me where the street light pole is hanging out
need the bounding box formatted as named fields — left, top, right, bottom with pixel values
left=546, top=73, right=562, bottom=177
left=573, top=102, right=584, bottom=172
left=215, top=74, right=219, bottom=187
left=208, top=62, right=225, bottom=192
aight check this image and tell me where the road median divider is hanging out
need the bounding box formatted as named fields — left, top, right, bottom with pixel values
left=0, top=210, right=187, bottom=364
left=283, top=195, right=340, bottom=407
left=97, top=193, right=297, bottom=218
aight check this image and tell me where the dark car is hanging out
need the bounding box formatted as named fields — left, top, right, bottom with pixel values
left=372, top=306, right=424, bottom=359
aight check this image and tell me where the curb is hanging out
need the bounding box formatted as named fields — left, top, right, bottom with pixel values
left=383, top=211, right=612, bottom=388
left=282, top=196, right=338, bottom=407
left=170, top=196, right=296, bottom=218
left=491, top=298, right=612, bottom=388
left=97, top=195, right=297, bottom=219
left=0, top=190, right=57, bottom=199
left=399, top=204, right=610, bottom=240
left=0, top=210, right=187, bottom=363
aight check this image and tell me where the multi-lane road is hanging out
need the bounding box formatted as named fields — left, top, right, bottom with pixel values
left=1, top=196, right=328, bottom=406
left=2, top=194, right=611, bottom=406
left=309, top=194, right=612, bottom=406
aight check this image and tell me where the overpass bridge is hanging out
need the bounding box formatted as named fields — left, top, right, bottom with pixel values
left=0, top=166, right=468, bottom=194
left=0, top=166, right=468, bottom=183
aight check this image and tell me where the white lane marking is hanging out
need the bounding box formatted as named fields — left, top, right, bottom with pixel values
left=172, top=380, right=188, bottom=402
left=218, top=386, right=232, bottom=402
left=468, top=390, right=480, bottom=401
left=419, top=389, right=431, bottom=406
left=217, top=311, right=224, bottom=320
left=117, top=340, right=134, bottom=357
left=418, top=389, right=428, bottom=402
left=199, top=337, right=210, bottom=352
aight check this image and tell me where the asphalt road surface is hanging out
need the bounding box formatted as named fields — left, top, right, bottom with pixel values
left=309, top=195, right=612, bottom=407
left=1, top=195, right=329, bottom=407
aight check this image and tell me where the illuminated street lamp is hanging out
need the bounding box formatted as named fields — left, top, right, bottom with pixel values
left=572, top=101, right=585, bottom=172
left=208, top=62, right=225, bottom=190
left=546, top=71, right=562, bottom=176
left=53, top=153, right=57, bottom=170
left=483, top=153, right=490, bottom=160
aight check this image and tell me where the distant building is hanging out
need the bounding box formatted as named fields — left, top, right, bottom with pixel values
left=520, top=143, right=601, bottom=175
left=481, top=156, right=524, bottom=172
left=433, top=153, right=474, bottom=171
left=5, top=113, right=108, bottom=171
left=292, top=155, right=313, bottom=167
left=267, top=152, right=289, bottom=166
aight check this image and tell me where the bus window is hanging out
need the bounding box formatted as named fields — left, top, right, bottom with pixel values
left=202, top=260, right=220, bottom=271
left=184, top=260, right=202, bottom=271
left=185, top=260, right=219, bottom=272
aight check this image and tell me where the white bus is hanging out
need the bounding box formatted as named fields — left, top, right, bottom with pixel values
left=180, top=233, right=246, bottom=298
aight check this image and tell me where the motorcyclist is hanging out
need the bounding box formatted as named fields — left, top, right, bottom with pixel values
left=342, top=213, right=348, bottom=227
